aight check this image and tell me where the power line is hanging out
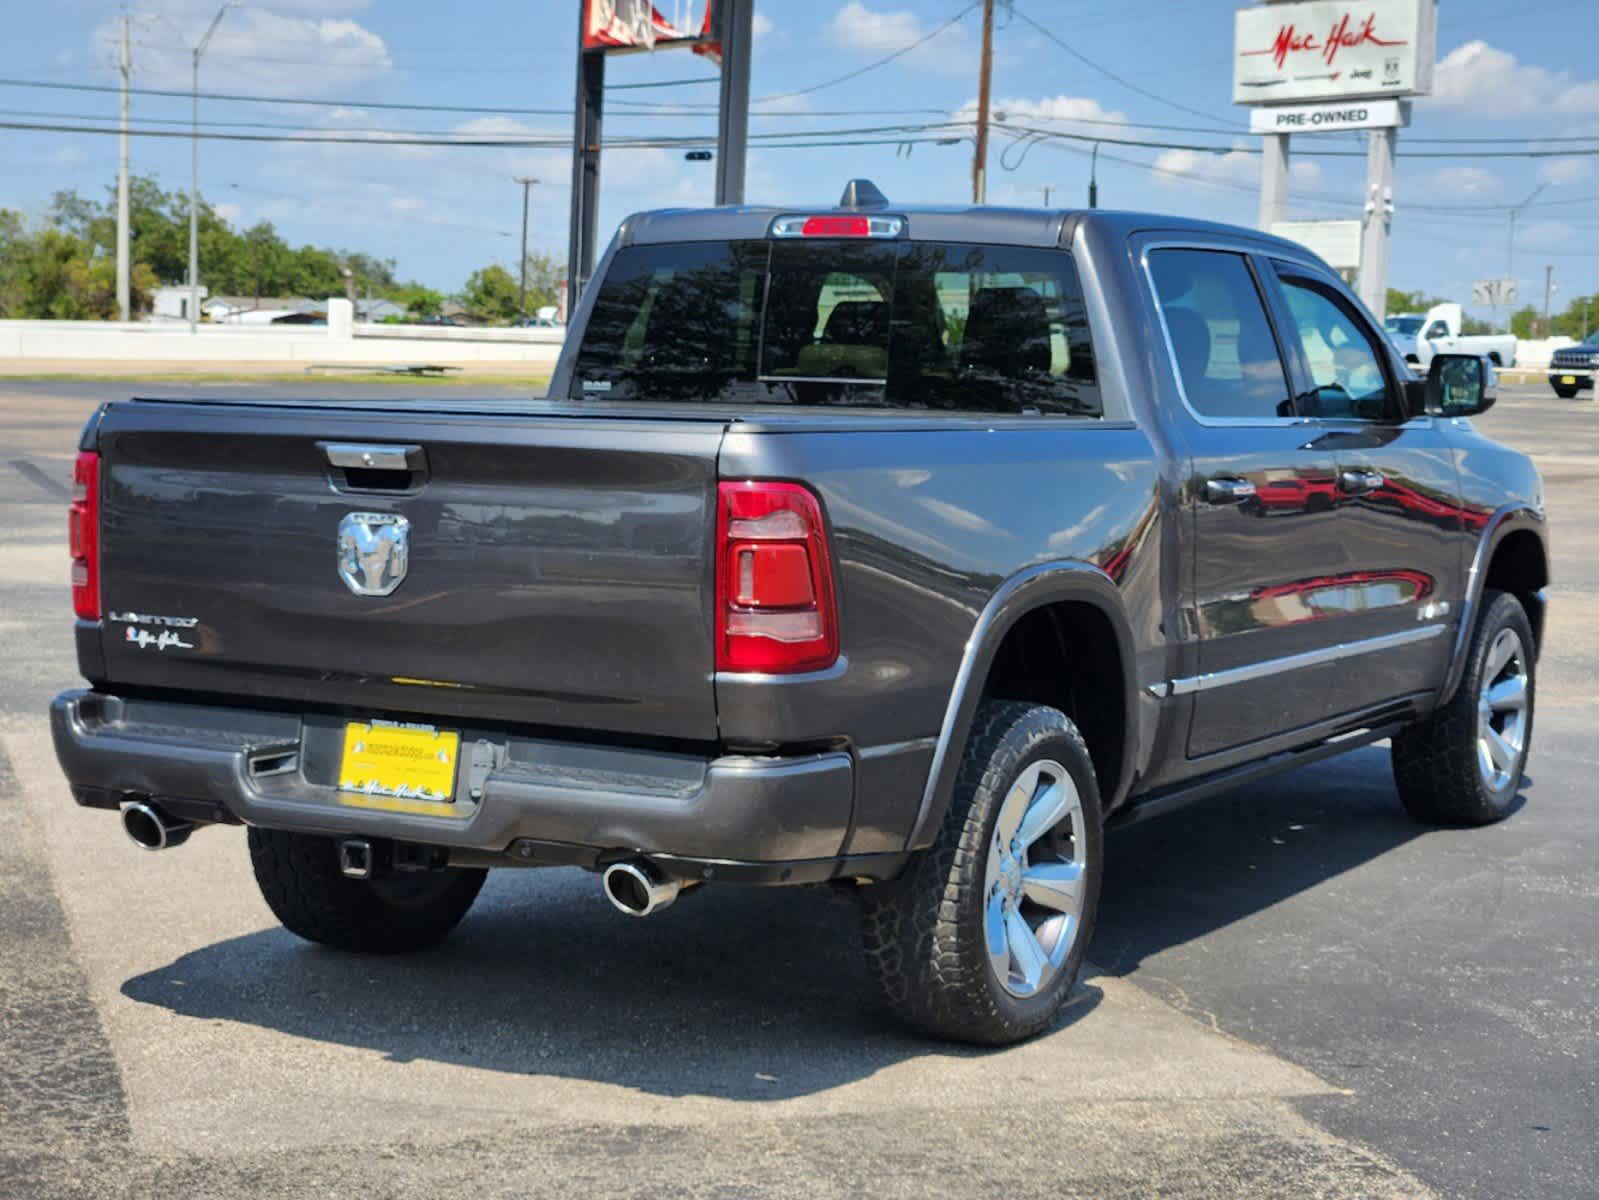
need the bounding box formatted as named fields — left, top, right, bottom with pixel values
left=0, top=75, right=574, bottom=116
left=753, top=3, right=979, bottom=101
left=1007, top=5, right=1245, bottom=128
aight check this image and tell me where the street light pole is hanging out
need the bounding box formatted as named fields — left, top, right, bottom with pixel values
left=189, top=2, right=238, bottom=334
left=116, top=13, right=131, bottom=323
left=514, top=176, right=539, bottom=320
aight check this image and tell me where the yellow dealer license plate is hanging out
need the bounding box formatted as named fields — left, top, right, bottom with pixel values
left=1561, top=375, right=1578, bottom=385
left=338, top=721, right=462, bottom=814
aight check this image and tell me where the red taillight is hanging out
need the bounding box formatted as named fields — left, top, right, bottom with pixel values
left=716, top=481, right=839, bottom=674
left=69, top=451, right=100, bottom=620
left=802, top=215, right=871, bottom=238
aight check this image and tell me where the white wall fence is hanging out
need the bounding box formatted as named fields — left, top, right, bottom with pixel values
left=0, top=300, right=565, bottom=366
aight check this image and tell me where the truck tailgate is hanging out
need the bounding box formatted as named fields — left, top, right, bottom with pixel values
left=91, top=399, right=726, bottom=742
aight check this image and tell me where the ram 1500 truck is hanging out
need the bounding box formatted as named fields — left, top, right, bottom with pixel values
left=52, top=183, right=1549, bottom=1045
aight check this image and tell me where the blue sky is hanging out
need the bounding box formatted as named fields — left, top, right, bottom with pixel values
left=3, top=0, right=1596, bottom=313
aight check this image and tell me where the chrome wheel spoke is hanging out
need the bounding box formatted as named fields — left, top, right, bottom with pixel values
left=1485, top=630, right=1517, bottom=680
left=985, top=891, right=1011, bottom=982
left=993, top=768, right=1039, bottom=848
left=1021, top=860, right=1084, bottom=915
left=1015, top=777, right=1076, bottom=849
left=1004, top=908, right=1048, bottom=993
left=1483, top=724, right=1515, bottom=772
left=1487, top=674, right=1527, bottom=714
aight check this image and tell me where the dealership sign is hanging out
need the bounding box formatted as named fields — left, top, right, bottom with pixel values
left=1249, top=98, right=1409, bottom=133
left=1234, top=0, right=1437, bottom=105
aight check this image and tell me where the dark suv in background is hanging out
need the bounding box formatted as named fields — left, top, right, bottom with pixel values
left=1549, top=340, right=1597, bottom=398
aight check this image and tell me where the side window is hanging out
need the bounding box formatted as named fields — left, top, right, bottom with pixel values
left=1275, top=273, right=1398, bottom=421
left=890, top=242, right=1100, bottom=416
left=1424, top=321, right=1449, bottom=340
left=1147, top=249, right=1292, bottom=421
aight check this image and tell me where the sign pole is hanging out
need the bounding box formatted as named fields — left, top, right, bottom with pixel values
left=1258, top=133, right=1290, bottom=231
left=714, top=0, right=753, bottom=205
left=1357, top=126, right=1396, bottom=320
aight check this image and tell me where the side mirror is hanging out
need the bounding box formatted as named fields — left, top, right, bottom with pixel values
left=1425, top=353, right=1496, bottom=417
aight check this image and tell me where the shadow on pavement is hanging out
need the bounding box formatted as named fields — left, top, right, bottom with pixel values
left=121, top=869, right=1104, bottom=1099
left=120, top=745, right=1516, bottom=1097
left=1090, top=746, right=1527, bottom=977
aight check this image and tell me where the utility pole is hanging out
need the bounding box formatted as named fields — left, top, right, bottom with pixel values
left=116, top=12, right=131, bottom=323
left=1543, top=265, right=1554, bottom=338
left=1505, top=183, right=1547, bottom=332
left=189, top=2, right=237, bottom=333
left=1356, top=128, right=1395, bottom=319
left=1039, top=185, right=1052, bottom=207
left=1088, top=142, right=1100, bottom=210
left=515, top=176, right=538, bottom=320
left=972, top=0, right=995, bottom=204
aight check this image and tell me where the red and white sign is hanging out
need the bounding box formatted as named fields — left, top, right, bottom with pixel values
left=1233, top=0, right=1436, bottom=105
left=583, top=0, right=718, bottom=58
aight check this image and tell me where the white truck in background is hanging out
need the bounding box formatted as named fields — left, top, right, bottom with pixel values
left=1385, top=303, right=1517, bottom=370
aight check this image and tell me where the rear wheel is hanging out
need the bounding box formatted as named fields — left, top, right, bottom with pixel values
left=861, top=701, right=1103, bottom=1045
left=1392, top=589, right=1535, bottom=825
left=249, top=828, right=486, bottom=953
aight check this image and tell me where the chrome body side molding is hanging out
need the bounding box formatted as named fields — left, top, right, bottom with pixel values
left=1147, top=624, right=1449, bottom=698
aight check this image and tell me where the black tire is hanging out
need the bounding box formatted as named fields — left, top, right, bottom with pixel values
left=1392, top=589, right=1536, bottom=826
left=861, top=701, right=1103, bottom=1045
left=1553, top=386, right=1579, bottom=400
left=249, top=828, right=486, bottom=953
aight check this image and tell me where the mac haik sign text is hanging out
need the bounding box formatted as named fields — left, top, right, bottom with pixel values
left=1233, top=0, right=1436, bottom=105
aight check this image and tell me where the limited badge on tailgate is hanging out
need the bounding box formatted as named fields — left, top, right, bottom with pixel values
left=338, top=721, right=460, bottom=807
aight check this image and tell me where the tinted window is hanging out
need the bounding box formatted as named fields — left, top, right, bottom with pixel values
left=571, top=241, right=765, bottom=402
left=1276, top=274, right=1397, bottom=420
left=571, top=239, right=1099, bottom=416
left=1148, top=249, right=1291, bottom=421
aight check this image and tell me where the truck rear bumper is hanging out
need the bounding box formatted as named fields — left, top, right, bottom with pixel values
left=51, top=690, right=899, bottom=884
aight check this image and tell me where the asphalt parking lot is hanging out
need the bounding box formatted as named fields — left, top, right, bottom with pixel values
left=1, top=379, right=1594, bottom=1199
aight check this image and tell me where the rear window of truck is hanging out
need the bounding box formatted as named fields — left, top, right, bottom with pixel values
left=572, top=240, right=1101, bottom=416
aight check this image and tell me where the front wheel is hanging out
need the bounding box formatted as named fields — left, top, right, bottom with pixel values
left=1553, top=385, right=1579, bottom=400
left=249, top=828, right=487, bottom=953
left=861, top=701, right=1103, bottom=1045
left=1392, top=589, right=1535, bottom=825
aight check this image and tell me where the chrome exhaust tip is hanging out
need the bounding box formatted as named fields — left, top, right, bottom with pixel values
left=121, top=801, right=193, bottom=851
left=601, top=859, right=682, bottom=918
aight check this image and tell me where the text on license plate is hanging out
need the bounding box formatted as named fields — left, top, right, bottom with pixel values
left=338, top=721, right=462, bottom=813
left=1561, top=375, right=1578, bottom=385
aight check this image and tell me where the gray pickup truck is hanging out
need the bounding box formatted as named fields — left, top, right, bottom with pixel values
left=52, top=182, right=1548, bottom=1045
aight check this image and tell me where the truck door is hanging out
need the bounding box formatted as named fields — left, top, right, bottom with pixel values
left=1145, top=246, right=1349, bottom=758
left=1262, top=260, right=1461, bottom=717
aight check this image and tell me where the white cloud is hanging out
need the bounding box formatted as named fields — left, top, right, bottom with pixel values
left=1433, top=41, right=1599, bottom=118
left=51, top=145, right=87, bottom=168
left=97, top=3, right=390, bottom=97
left=1431, top=165, right=1501, bottom=197
left=828, top=2, right=972, bottom=74
left=213, top=201, right=242, bottom=226
left=1539, top=157, right=1596, bottom=186
left=752, top=13, right=775, bottom=39
left=389, top=196, right=423, bottom=213
left=1151, top=141, right=1321, bottom=190
left=981, top=94, right=1129, bottom=129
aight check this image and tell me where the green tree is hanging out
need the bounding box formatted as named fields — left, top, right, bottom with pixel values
left=1387, top=288, right=1449, bottom=315
left=1552, top=294, right=1598, bottom=341
left=1510, top=305, right=1542, bottom=339
left=520, top=251, right=563, bottom=311
left=463, top=264, right=521, bottom=323
left=392, top=283, right=444, bottom=318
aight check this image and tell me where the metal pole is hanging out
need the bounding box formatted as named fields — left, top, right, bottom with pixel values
left=1543, top=265, right=1553, bottom=337
left=1040, top=185, right=1052, bottom=207
left=1088, top=142, right=1100, bottom=209
left=972, top=0, right=995, bottom=203
left=515, top=176, right=537, bottom=319
left=714, top=0, right=753, bottom=205
left=188, top=4, right=234, bottom=334
left=188, top=47, right=199, bottom=332
left=1356, top=126, right=1395, bottom=319
left=1507, top=184, right=1548, bottom=331
left=116, top=13, right=131, bottom=323
left=566, top=45, right=604, bottom=319
left=1258, top=132, right=1289, bottom=232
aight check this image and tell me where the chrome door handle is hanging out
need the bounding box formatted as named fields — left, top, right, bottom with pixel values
left=321, top=442, right=423, bottom=471
left=1204, top=477, right=1256, bottom=504
left=1339, top=468, right=1385, bottom=494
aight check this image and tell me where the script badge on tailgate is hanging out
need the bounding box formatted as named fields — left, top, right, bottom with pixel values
left=338, top=512, right=410, bottom=597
